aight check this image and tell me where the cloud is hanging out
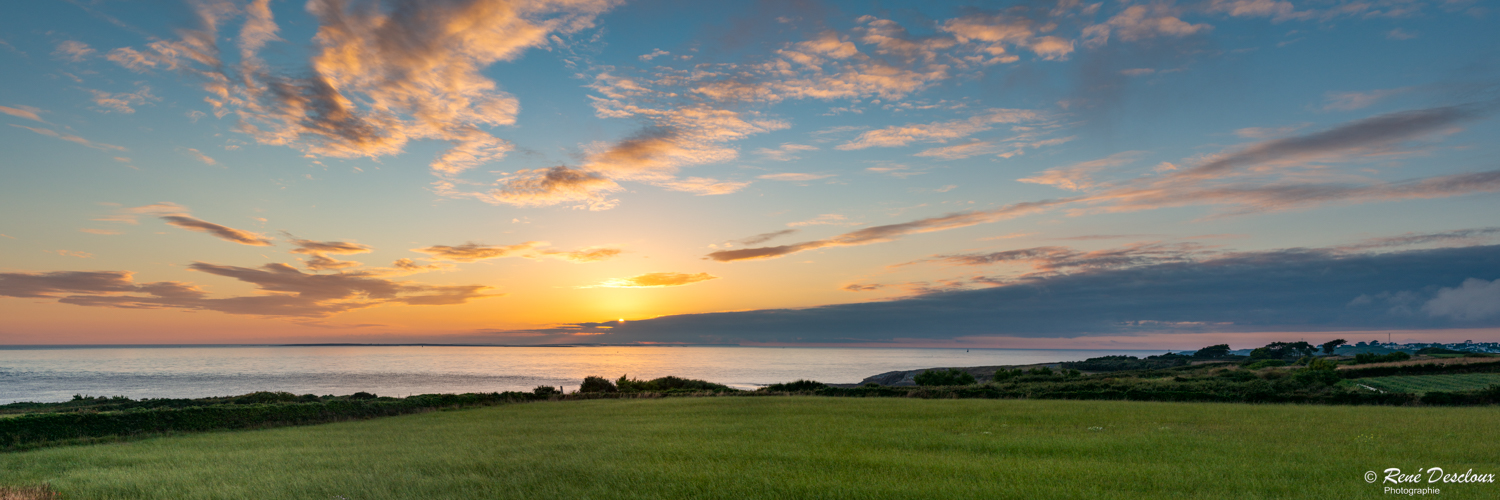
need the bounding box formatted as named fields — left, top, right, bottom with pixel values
left=708, top=198, right=1070, bottom=262
left=304, top=254, right=362, bottom=271
left=413, top=242, right=545, bottom=263
left=0, top=105, right=45, bottom=122
left=542, top=244, right=1500, bottom=343
left=590, top=272, right=718, bottom=288
left=49, top=250, right=95, bottom=259
left=836, top=109, right=1041, bottom=150
left=736, top=229, right=798, bottom=246
left=1321, top=88, right=1408, bottom=112
left=912, top=241, right=1214, bottom=274
left=87, top=87, right=157, bottom=114
left=0, top=264, right=498, bottom=318
left=754, top=143, right=818, bottom=161
left=1334, top=227, right=1500, bottom=252
left=9, top=125, right=128, bottom=152
left=536, top=247, right=622, bottom=263
left=1422, top=278, right=1500, bottom=321
left=914, top=141, right=1002, bottom=160
left=79, top=228, right=123, bottom=235
left=179, top=147, right=217, bottom=165
left=160, top=216, right=274, bottom=246
left=482, top=166, right=622, bottom=211
left=54, top=41, right=95, bottom=61
left=1083, top=4, right=1211, bottom=48
left=285, top=236, right=373, bottom=271
left=787, top=214, right=858, bottom=227
left=1018, top=151, right=1149, bottom=191
left=1385, top=28, right=1418, bottom=40
left=758, top=172, right=832, bottom=181
left=940, top=11, right=1074, bottom=62
left=109, top=0, right=619, bottom=183
left=654, top=177, right=751, bottom=196
left=1234, top=124, right=1307, bottom=138
left=413, top=241, right=620, bottom=263
left=288, top=238, right=373, bottom=255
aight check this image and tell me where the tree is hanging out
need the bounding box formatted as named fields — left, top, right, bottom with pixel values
left=579, top=376, right=617, bottom=393
left=1251, top=341, right=1316, bottom=360
left=1321, top=339, right=1347, bottom=355
left=1193, top=344, right=1232, bottom=359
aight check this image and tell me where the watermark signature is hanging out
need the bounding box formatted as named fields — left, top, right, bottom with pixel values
left=1365, top=468, right=1496, bottom=495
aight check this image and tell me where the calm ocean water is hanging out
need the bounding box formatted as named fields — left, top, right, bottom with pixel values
left=0, top=345, right=1170, bottom=403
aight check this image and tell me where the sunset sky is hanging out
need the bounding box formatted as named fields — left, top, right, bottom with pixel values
left=2, top=0, right=1497, bottom=348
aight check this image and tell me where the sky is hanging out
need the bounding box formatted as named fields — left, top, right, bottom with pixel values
left=1, top=0, right=1498, bottom=349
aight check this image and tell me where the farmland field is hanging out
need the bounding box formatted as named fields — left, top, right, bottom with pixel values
left=1, top=397, right=1498, bottom=499
left=1354, top=373, right=1500, bottom=394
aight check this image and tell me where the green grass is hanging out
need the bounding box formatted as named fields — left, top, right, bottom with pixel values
left=1356, top=373, right=1500, bottom=394
left=1, top=397, right=1497, bottom=499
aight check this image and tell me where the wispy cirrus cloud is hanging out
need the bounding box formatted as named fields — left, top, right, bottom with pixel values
left=709, top=198, right=1070, bottom=262
left=9, top=125, right=127, bottom=152
left=758, top=172, right=834, bottom=182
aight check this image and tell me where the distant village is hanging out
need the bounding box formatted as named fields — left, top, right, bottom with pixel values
left=1226, top=339, right=1500, bottom=356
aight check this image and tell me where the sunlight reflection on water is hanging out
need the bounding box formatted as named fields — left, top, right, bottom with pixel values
left=0, top=345, right=1167, bottom=403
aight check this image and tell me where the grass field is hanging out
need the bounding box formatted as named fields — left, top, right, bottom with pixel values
left=1355, top=373, right=1500, bottom=394
left=1, top=397, right=1497, bottom=499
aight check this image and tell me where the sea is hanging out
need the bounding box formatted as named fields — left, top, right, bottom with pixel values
left=0, top=345, right=1171, bottom=403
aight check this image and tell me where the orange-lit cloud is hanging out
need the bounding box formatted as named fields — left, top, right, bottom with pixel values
left=0, top=105, right=46, bottom=122
left=836, top=109, right=1041, bottom=150
left=108, top=0, right=619, bottom=182
left=413, top=241, right=621, bottom=263
left=53, top=40, right=95, bottom=61
left=590, top=272, right=718, bottom=288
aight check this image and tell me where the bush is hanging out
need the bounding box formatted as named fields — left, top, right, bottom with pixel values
left=1029, top=366, right=1055, bottom=376
left=532, top=386, right=559, bottom=396
left=764, top=380, right=828, bottom=392
left=579, top=376, right=617, bottom=393
left=348, top=392, right=377, bottom=400
left=913, top=369, right=976, bottom=386
left=614, top=375, right=734, bottom=392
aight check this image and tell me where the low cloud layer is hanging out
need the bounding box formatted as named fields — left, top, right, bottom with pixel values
left=0, top=263, right=498, bottom=318
left=589, top=272, right=718, bottom=288
left=540, top=244, right=1500, bottom=343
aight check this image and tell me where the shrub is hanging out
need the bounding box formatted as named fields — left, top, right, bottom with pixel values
left=1029, top=366, right=1055, bottom=376
left=913, top=369, right=976, bottom=386
left=764, top=380, right=827, bottom=392
left=348, top=392, right=378, bottom=400
left=579, top=376, right=617, bottom=393
left=532, top=386, right=559, bottom=396
left=614, top=375, right=733, bottom=392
